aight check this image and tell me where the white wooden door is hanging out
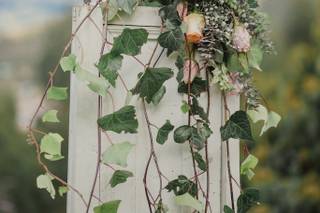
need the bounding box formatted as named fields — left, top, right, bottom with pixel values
left=68, top=5, right=240, bottom=213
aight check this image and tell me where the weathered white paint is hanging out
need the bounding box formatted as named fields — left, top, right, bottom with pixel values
left=68, top=5, right=240, bottom=213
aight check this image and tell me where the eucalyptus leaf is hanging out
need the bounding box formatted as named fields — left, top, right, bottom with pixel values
left=94, top=200, right=121, bottom=213
left=36, top=174, right=55, bottom=199
left=112, top=28, right=148, bottom=56
left=98, top=105, right=138, bottom=134
left=47, top=87, right=68, bottom=101
left=220, top=111, right=254, bottom=142
left=248, top=42, right=263, bottom=71
left=109, top=170, right=133, bottom=188
left=156, top=120, right=174, bottom=145
left=102, top=142, right=134, bottom=167
left=42, top=110, right=60, bottom=123
left=131, top=67, right=173, bottom=103
left=174, top=193, right=203, bottom=212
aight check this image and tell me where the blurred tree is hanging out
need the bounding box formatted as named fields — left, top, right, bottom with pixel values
left=247, top=0, right=320, bottom=212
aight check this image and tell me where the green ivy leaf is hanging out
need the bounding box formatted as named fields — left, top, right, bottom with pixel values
left=260, top=111, right=281, bottom=136
left=241, top=154, right=258, bottom=180
left=131, top=67, right=173, bottom=103
left=180, top=101, right=190, bottom=114
left=109, top=170, right=133, bottom=188
left=247, top=105, right=281, bottom=136
left=75, top=65, right=109, bottom=97
left=40, top=133, right=64, bottom=161
left=102, top=142, right=134, bottom=167
left=224, top=205, right=234, bottom=213
left=94, top=200, right=121, bottom=213
left=220, top=111, right=254, bottom=142
left=42, top=110, right=60, bottom=123
left=173, top=125, right=192, bottom=143
left=194, top=152, right=207, bottom=172
left=47, top=87, right=68, bottom=101
left=191, top=97, right=208, bottom=122
left=60, top=54, right=76, bottom=72
left=58, top=186, right=68, bottom=197
left=156, top=120, right=174, bottom=145
left=97, top=52, right=123, bottom=87
left=112, top=28, right=148, bottom=56
left=152, top=86, right=166, bottom=105
left=36, top=174, right=55, bottom=199
left=165, top=175, right=197, bottom=197
left=100, top=0, right=119, bottom=21
left=174, top=193, right=203, bottom=212
left=237, top=188, right=259, bottom=213
left=98, top=105, right=138, bottom=134
left=117, top=0, right=137, bottom=15
left=178, top=77, right=207, bottom=97
left=158, top=28, right=184, bottom=54
left=159, top=5, right=182, bottom=27
left=248, top=42, right=263, bottom=71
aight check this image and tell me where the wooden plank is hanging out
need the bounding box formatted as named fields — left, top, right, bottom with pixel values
left=68, top=6, right=240, bottom=213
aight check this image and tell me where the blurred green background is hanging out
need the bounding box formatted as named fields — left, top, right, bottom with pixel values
left=0, top=0, right=319, bottom=212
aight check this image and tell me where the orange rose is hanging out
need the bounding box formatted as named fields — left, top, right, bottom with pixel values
left=184, top=13, right=205, bottom=43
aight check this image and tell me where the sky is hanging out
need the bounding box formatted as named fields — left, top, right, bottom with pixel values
left=0, top=0, right=73, bottom=38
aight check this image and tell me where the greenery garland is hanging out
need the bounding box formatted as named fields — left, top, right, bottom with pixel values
left=27, top=0, right=281, bottom=212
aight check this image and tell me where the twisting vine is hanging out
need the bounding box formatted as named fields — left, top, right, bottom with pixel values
left=28, top=0, right=281, bottom=213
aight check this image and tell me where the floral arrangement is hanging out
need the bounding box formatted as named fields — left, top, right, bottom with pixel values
left=27, top=0, right=281, bottom=212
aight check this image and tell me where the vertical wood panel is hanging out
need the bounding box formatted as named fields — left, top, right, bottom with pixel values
left=68, top=6, right=240, bottom=213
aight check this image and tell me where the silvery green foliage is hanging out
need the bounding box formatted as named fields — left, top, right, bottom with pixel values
left=196, top=0, right=234, bottom=61
left=195, top=0, right=274, bottom=63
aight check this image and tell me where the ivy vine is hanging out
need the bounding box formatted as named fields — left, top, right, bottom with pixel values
left=27, top=0, right=281, bottom=212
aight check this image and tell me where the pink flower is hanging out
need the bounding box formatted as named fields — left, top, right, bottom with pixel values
left=176, top=2, right=188, bottom=20
left=232, top=25, right=251, bottom=52
left=184, top=13, right=205, bottom=43
left=183, top=60, right=199, bottom=84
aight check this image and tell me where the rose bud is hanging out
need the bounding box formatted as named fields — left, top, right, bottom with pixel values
left=176, top=2, right=188, bottom=20
left=232, top=24, right=251, bottom=52
left=184, top=13, right=205, bottom=43
left=183, top=59, right=199, bottom=84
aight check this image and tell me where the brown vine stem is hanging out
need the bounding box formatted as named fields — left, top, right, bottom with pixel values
left=222, top=92, right=235, bottom=211
left=204, top=67, right=211, bottom=213
left=27, top=130, right=88, bottom=206
left=185, top=36, right=200, bottom=200
left=27, top=1, right=102, bottom=208
left=85, top=7, right=107, bottom=212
